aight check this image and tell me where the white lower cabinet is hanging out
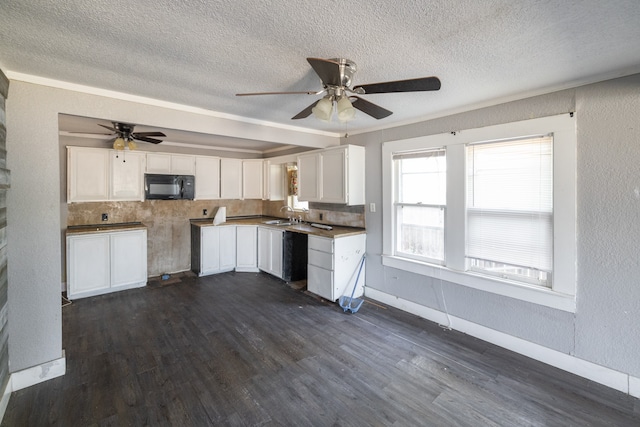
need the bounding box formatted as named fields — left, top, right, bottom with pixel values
left=236, top=225, right=259, bottom=272
left=307, top=233, right=366, bottom=302
left=258, top=227, right=283, bottom=279
left=193, top=225, right=236, bottom=276
left=67, top=228, right=148, bottom=300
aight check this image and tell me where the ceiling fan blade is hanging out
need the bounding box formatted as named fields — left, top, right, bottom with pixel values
left=291, top=100, right=319, bottom=120
left=307, top=58, right=342, bottom=86
left=350, top=96, right=393, bottom=119
left=353, top=76, right=441, bottom=94
left=236, top=91, right=320, bottom=96
left=132, top=132, right=166, bottom=138
left=133, top=135, right=163, bottom=144
left=98, top=124, right=118, bottom=132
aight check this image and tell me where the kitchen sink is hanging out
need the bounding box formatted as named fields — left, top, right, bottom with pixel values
left=263, top=220, right=293, bottom=226
left=263, top=219, right=283, bottom=224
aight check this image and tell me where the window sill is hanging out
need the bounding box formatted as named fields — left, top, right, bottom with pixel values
left=381, top=255, right=576, bottom=312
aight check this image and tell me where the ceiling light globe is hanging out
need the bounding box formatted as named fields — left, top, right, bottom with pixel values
left=113, top=137, right=125, bottom=151
left=337, top=97, right=356, bottom=122
left=127, top=139, right=137, bottom=151
left=312, top=97, right=334, bottom=121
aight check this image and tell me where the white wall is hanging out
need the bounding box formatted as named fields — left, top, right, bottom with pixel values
left=5, top=81, right=337, bottom=373
left=346, top=73, right=640, bottom=381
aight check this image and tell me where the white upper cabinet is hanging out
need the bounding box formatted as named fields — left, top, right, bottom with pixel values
left=68, top=147, right=110, bottom=202
left=220, top=158, right=242, bottom=199
left=242, top=159, right=263, bottom=200
left=110, top=151, right=146, bottom=201
left=68, top=146, right=146, bottom=203
left=146, top=153, right=195, bottom=175
left=263, top=161, right=285, bottom=201
left=195, top=156, right=220, bottom=200
left=297, top=152, right=321, bottom=202
left=297, top=145, right=365, bottom=205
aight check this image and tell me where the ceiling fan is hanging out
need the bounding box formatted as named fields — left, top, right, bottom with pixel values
left=97, top=122, right=167, bottom=150
left=236, top=57, right=441, bottom=122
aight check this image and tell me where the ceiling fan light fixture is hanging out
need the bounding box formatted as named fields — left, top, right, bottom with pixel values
left=113, top=137, right=125, bottom=151
left=337, top=96, right=356, bottom=122
left=312, top=96, right=333, bottom=121
left=127, top=139, right=137, bottom=151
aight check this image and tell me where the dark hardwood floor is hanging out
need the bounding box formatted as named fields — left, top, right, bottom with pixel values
left=3, top=271, right=640, bottom=426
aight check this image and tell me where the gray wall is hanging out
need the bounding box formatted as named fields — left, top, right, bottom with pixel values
left=4, top=74, right=639, bottom=381
left=346, top=73, right=640, bottom=377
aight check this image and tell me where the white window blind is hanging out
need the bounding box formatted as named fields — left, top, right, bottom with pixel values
left=394, top=149, right=446, bottom=262
left=466, top=136, right=553, bottom=284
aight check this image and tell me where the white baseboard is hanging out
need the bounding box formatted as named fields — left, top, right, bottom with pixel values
left=0, top=376, right=11, bottom=425
left=10, top=352, right=66, bottom=392
left=629, top=375, right=640, bottom=399
left=365, top=287, right=639, bottom=396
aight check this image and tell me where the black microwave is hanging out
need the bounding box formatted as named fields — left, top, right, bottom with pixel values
left=144, top=174, right=195, bottom=200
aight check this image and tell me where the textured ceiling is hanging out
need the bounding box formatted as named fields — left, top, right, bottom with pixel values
left=2, top=0, right=640, bottom=144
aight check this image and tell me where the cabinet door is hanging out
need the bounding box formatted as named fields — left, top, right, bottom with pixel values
left=270, top=229, right=283, bottom=278
left=146, top=153, right=172, bottom=173
left=297, top=153, right=320, bottom=201
left=236, top=226, right=258, bottom=271
left=110, top=151, right=146, bottom=201
left=67, top=147, right=110, bottom=202
left=307, top=264, right=334, bottom=301
left=201, top=227, right=220, bottom=274
left=67, top=234, right=110, bottom=297
left=171, top=154, right=195, bottom=175
left=111, top=230, right=147, bottom=288
left=242, top=160, right=263, bottom=199
left=195, top=156, right=220, bottom=200
left=267, top=163, right=285, bottom=201
left=257, top=227, right=271, bottom=272
left=320, top=148, right=347, bottom=203
left=220, top=158, right=242, bottom=199
left=218, top=226, right=236, bottom=271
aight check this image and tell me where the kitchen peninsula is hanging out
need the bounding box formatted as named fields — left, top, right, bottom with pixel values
left=190, top=216, right=366, bottom=301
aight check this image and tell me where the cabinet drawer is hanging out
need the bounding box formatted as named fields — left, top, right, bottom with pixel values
left=307, top=264, right=334, bottom=301
left=308, top=235, right=333, bottom=253
left=308, top=248, right=334, bottom=270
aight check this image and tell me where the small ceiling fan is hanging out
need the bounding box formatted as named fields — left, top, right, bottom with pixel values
left=236, top=57, right=441, bottom=122
left=97, top=122, right=166, bottom=150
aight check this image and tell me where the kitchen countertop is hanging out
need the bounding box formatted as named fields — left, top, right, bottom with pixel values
left=190, top=216, right=366, bottom=239
left=66, top=222, right=148, bottom=236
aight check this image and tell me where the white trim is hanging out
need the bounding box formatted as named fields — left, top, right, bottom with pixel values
left=0, top=376, right=11, bottom=424
left=10, top=352, right=66, bottom=392
left=382, top=255, right=576, bottom=312
left=6, top=71, right=340, bottom=138
left=365, top=287, right=635, bottom=395
left=630, top=376, right=640, bottom=399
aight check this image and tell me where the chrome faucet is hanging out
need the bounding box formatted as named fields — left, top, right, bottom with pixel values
left=280, top=205, right=294, bottom=221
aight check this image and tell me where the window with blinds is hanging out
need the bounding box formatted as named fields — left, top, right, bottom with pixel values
left=465, top=136, right=553, bottom=286
left=394, top=149, right=446, bottom=263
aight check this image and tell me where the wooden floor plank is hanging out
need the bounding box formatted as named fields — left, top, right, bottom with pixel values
left=2, top=271, right=639, bottom=426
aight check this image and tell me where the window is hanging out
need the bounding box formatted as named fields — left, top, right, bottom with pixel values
left=286, top=163, right=308, bottom=211
left=394, top=149, right=446, bottom=263
left=382, top=114, right=577, bottom=312
left=466, top=137, right=553, bottom=286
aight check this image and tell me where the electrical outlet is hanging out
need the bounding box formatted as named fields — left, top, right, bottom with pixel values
left=101, top=213, right=108, bottom=221
left=203, top=209, right=208, bottom=216
left=369, top=203, right=376, bottom=213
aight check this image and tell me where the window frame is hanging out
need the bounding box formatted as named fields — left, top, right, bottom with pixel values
left=381, top=114, right=577, bottom=312
left=393, top=148, right=447, bottom=264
